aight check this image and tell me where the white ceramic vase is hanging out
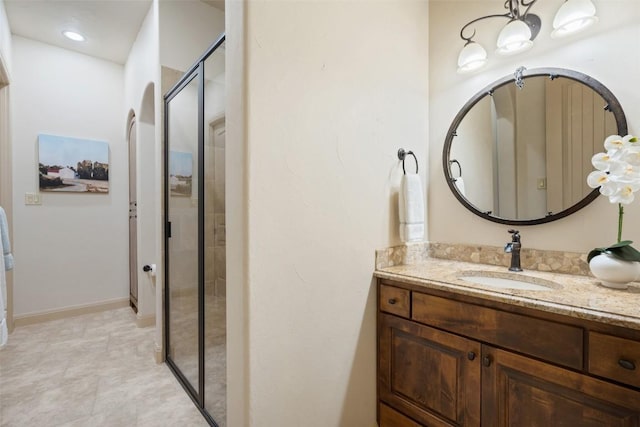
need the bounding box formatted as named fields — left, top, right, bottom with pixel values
left=589, top=253, right=640, bottom=289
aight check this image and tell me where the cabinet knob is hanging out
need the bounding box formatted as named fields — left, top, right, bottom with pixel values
left=467, top=352, right=476, bottom=361
left=619, top=359, right=636, bottom=371
left=388, top=299, right=396, bottom=305
left=482, top=355, right=492, bottom=367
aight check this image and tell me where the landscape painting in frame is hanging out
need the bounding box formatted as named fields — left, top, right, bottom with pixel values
left=169, top=151, right=193, bottom=197
left=38, top=134, right=109, bottom=193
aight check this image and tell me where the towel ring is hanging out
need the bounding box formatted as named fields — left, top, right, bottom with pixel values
left=449, top=159, right=462, bottom=180
left=397, top=148, right=418, bottom=175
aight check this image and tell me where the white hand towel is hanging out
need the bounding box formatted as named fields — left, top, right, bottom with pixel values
left=454, top=177, right=466, bottom=198
left=399, top=223, right=424, bottom=243
left=399, top=174, right=424, bottom=225
left=0, top=207, right=12, bottom=271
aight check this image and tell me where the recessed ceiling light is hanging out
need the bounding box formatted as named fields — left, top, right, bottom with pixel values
left=62, top=30, right=85, bottom=42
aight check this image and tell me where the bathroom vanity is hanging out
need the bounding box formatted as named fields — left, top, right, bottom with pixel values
left=375, top=258, right=640, bottom=426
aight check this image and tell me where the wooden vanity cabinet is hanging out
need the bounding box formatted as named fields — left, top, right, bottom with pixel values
left=377, top=279, right=640, bottom=427
left=482, top=345, right=640, bottom=426
left=379, top=313, right=481, bottom=426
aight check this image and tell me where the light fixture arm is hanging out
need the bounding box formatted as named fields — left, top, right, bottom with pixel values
left=460, top=0, right=540, bottom=43
left=460, top=13, right=514, bottom=44
left=510, top=0, right=538, bottom=19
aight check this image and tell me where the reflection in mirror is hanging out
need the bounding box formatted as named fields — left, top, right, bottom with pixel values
left=444, top=68, right=626, bottom=225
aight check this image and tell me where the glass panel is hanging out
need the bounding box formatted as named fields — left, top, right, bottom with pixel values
left=203, top=42, right=226, bottom=425
left=167, top=75, right=200, bottom=394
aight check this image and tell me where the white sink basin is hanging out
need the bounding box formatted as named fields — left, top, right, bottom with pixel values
left=458, top=271, right=560, bottom=291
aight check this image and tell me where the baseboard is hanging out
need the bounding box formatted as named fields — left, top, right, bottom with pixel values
left=154, top=343, right=164, bottom=364
left=14, top=298, right=130, bottom=327
left=136, top=313, right=155, bottom=328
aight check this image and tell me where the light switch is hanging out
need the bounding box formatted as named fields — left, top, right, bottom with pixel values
left=25, top=192, right=42, bottom=205
left=537, top=178, right=547, bottom=190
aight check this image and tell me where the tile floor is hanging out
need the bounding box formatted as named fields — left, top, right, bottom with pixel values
left=0, top=307, right=210, bottom=427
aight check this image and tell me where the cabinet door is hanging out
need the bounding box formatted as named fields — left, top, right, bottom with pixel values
left=379, top=313, right=481, bottom=427
left=482, top=345, right=640, bottom=426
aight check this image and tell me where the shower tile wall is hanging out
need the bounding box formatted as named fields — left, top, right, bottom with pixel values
left=206, top=120, right=226, bottom=297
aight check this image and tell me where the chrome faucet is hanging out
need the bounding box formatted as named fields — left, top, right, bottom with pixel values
left=504, top=229, right=522, bottom=272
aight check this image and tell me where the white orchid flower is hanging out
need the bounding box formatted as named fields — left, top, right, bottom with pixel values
left=604, top=135, right=624, bottom=151
left=610, top=183, right=640, bottom=205
left=609, top=160, right=640, bottom=183
left=591, top=152, right=612, bottom=171
left=590, top=134, right=640, bottom=250
left=623, top=146, right=640, bottom=166
left=590, top=134, right=640, bottom=204
left=587, top=170, right=618, bottom=196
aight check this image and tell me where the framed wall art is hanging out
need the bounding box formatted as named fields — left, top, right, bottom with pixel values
left=38, top=134, right=109, bottom=193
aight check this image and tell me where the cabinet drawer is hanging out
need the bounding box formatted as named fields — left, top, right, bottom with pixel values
left=412, top=293, right=583, bottom=369
left=380, top=284, right=410, bottom=318
left=589, top=332, right=640, bottom=388
left=379, top=403, right=423, bottom=427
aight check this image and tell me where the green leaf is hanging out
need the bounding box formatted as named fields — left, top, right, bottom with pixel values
left=608, top=240, right=633, bottom=249
left=608, top=244, right=640, bottom=262
left=587, top=248, right=605, bottom=263
left=629, top=136, right=638, bottom=143
left=588, top=240, right=640, bottom=262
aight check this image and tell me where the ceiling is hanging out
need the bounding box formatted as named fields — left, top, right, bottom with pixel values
left=5, top=0, right=154, bottom=64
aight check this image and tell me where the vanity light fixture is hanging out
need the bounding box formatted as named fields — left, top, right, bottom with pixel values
left=457, top=0, right=541, bottom=73
left=551, top=0, right=599, bottom=39
left=457, top=0, right=598, bottom=74
left=457, top=42, right=488, bottom=74
left=62, top=30, right=86, bottom=42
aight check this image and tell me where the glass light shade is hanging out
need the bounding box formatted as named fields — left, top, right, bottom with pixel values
left=551, top=0, right=598, bottom=39
left=457, top=42, right=488, bottom=74
left=496, top=20, right=533, bottom=56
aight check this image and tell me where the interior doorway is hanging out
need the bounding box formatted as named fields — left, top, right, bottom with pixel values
left=128, top=117, right=138, bottom=313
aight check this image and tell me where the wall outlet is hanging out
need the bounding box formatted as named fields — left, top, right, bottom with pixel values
left=25, top=192, right=42, bottom=205
left=537, top=178, right=547, bottom=190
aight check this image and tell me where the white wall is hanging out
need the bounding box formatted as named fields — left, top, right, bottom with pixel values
left=124, top=1, right=159, bottom=323
left=159, top=0, right=224, bottom=72
left=229, top=1, right=429, bottom=425
left=429, top=0, right=640, bottom=252
left=11, top=36, right=127, bottom=316
left=224, top=2, right=246, bottom=425
left=0, top=0, right=12, bottom=76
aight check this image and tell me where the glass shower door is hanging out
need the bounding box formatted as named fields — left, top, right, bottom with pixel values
left=165, top=70, right=202, bottom=398
left=164, top=34, right=226, bottom=427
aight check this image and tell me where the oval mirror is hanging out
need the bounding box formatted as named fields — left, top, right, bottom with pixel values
left=443, top=67, right=627, bottom=225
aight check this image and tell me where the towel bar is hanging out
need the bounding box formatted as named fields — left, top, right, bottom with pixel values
left=449, top=159, right=462, bottom=180
left=397, top=148, right=418, bottom=175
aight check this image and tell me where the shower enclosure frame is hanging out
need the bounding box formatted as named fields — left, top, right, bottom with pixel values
left=163, top=33, right=226, bottom=427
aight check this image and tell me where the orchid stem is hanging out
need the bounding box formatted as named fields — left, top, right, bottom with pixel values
left=618, top=203, right=624, bottom=243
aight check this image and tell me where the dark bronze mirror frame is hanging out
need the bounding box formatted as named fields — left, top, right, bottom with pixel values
left=442, top=67, right=627, bottom=226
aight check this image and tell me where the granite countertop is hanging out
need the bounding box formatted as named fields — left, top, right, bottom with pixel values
left=374, top=258, right=640, bottom=331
